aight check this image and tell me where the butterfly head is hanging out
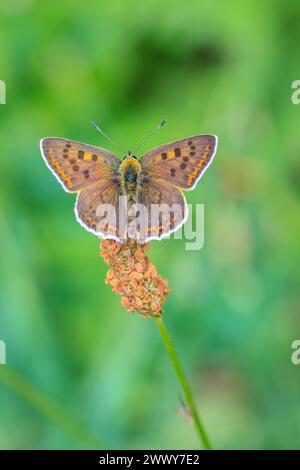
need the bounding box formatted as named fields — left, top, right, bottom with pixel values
left=123, top=150, right=137, bottom=161
left=120, top=151, right=141, bottom=177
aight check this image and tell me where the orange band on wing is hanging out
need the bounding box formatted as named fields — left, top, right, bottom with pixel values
left=83, top=213, right=120, bottom=235
left=147, top=220, right=175, bottom=234
left=49, top=151, right=73, bottom=189
left=188, top=144, right=210, bottom=186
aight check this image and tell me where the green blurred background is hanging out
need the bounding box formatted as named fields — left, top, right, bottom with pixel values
left=0, top=0, right=300, bottom=450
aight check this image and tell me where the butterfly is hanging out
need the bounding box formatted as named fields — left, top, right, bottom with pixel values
left=40, top=125, right=218, bottom=243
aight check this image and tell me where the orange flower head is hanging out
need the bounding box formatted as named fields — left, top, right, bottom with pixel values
left=100, top=239, right=170, bottom=318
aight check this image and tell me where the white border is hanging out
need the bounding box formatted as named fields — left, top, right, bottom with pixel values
left=187, top=134, right=218, bottom=191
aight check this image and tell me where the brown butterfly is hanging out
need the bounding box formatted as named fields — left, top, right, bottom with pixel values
left=40, top=121, right=218, bottom=243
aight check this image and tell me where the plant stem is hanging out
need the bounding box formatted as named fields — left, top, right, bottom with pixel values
left=0, top=365, right=109, bottom=449
left=153, top=316, right=212, bottom=450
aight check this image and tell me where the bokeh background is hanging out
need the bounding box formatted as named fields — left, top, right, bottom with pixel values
left=0, top=0, right=300, bottom=450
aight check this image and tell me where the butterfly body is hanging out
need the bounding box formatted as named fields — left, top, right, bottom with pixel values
left=119, top=155, right=141, bottom=203
left=40, top=133, right=218, bottom=242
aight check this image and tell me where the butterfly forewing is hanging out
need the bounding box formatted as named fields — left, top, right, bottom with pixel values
left=140, top=135, right=217, bottom=190
left=40, top=138, right=120, bottom=192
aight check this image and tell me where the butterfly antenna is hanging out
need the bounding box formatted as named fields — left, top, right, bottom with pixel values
left=133, top=119, right=167, bottom=155
left=91, top=121, right=125, bottom=155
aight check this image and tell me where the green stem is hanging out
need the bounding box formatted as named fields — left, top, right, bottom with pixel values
left=154, top=316, right=212, bottom=450
left=0, top=365, right=109, bottom=449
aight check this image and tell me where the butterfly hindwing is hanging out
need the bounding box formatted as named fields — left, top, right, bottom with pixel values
left=140, top=135, right=217, bottom=190
left=40, top=138, right=120, bottom=192
left=137, top=174, right=187, bottom=242
left=75, top=178, right=122, bottom=239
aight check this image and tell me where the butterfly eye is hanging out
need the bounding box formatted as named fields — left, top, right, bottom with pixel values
left=122, top=152, right=137, bottom=161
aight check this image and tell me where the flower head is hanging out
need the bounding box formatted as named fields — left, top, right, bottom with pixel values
left=100, top=239, right=170, bottom=317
